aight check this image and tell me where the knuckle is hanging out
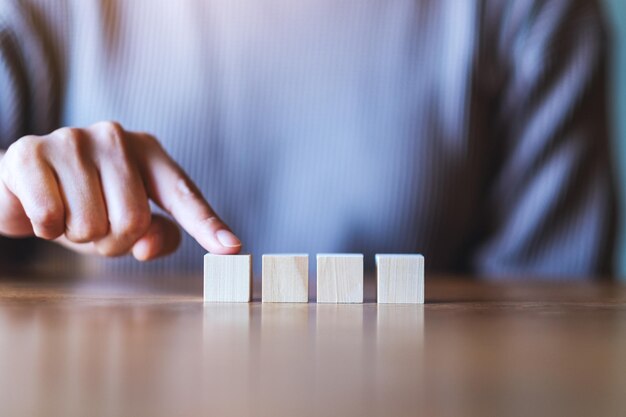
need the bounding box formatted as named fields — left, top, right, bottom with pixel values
left=66, top=220, right=108, bottom=243
left=96, top=121, right=128, bottom=154
left=93, top=120, right=124, bottom=133
left=94, top=242, right=126, bottom=257
left=134, top=132, right=160, bottom=150
left=6, top=136, right=44, bottom=165
left=95, top=120, right=124, bottom=137
left=172, top=179, right=214, bottom=220
left=116, top=209, right=151, bottom=239
left=30, top=206, right=64, bottom=231
left=175, top=177, right=203, bottom=201
left=94, top=207, right=149, bottom=255
left=55, top=127, right=85, bottom=153
left=201, top=215, right=223, bottom=231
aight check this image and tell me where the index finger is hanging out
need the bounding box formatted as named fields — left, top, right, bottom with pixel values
left=130, top=133, right=242, bottom=254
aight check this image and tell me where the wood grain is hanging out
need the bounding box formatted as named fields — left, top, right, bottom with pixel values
left=262, top=254, right=308, bottom=302
left=204, top=254, right=252, bottom=302
left=376, top=254, right=424, bottom=304
left=316, top=254, right=363, bottom=303
left=1, top=274, right=625, bottom=417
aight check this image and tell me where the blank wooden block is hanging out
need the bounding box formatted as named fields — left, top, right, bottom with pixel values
left=204, top=254, right=252, bottom=302
left=262, top=254, right=309, bottom=303
left=316, top=254, right=363, bottom=303
left=376, top=254, right=424, bottom=304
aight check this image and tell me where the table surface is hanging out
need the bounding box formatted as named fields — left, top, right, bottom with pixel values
left=0, top=273, right=625, bottom=417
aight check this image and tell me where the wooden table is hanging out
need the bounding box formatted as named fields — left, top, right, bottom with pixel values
left=0, top=273, right=625, bottom=417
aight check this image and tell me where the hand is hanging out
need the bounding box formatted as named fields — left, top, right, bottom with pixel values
left=0, top=121, right=241, bottom=260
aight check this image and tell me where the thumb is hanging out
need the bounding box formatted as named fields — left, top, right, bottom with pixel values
left=131, top=214, right=182, bottom=261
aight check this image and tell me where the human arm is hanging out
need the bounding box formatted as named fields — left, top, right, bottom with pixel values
left=0, top=122, right=242, bottom=260
left=470, top=0, right=616, bottom=277
left=0, top=1, right=241, bottom=260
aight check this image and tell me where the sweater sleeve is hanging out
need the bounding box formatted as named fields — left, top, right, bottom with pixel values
left=0, top=0, right=61, bottom=149
left=471, top=0, right=617, bottom=278
left=0, top=0, right=67, bottom=268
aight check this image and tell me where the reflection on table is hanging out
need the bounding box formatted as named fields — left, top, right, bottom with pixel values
left=0, top=275, right=624, bottom=417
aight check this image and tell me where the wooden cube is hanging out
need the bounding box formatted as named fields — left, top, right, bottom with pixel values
left=316, top=254, right=363, bottom=303
left=376, top=254, right=424, bottom=304
left=262, top=254, right=309, bottom=303
left=204, top=254, right=252, bottom=302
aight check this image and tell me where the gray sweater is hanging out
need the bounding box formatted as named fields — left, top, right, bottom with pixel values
left=0, top=0, right=616, bottom=278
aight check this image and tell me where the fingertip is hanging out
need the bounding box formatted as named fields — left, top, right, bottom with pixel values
left=205, top=229, right=242, bottom=254
left=209, top=245, right=243, bottom=255
left=215, top=229, right=241, bottom=248
left=131, top=236, right=156, bottom=261
left=132, top=215, right=181, bottom=261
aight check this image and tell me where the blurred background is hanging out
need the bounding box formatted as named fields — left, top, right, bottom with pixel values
left=605, top=0, right=626, bottom=278
left=0, top=0, right=626, bottom=282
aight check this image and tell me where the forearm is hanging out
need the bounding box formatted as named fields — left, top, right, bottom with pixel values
left=472, top=0, right=615, bottom=277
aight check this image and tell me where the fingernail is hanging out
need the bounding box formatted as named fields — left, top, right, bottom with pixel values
left=215, top=229, right=241, bottom=248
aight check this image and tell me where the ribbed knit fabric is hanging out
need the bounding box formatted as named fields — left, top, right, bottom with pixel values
left=0, top=0, right=617, bottom=279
